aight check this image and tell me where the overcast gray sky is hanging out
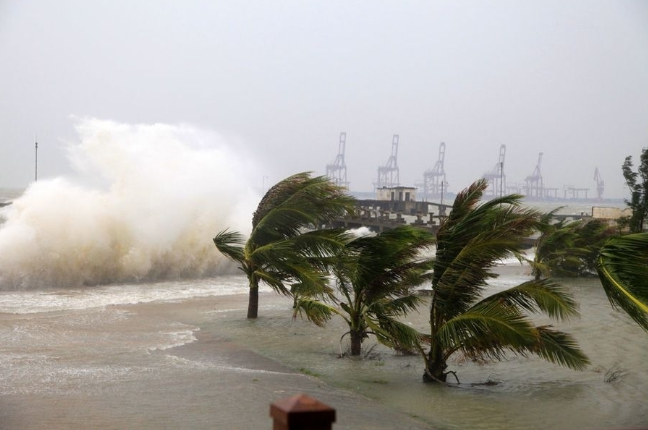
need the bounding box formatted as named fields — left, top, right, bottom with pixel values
left=1, top=0, right=647, bottom=198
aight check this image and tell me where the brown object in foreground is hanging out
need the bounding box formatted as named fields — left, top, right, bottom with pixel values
left=270, top=394, right=336, bottom=430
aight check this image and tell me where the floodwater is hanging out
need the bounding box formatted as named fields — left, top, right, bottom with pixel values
left=0, top=262, right=646, bottom=429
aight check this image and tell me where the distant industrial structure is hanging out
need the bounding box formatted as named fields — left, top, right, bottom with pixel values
left=594, top=167, right=605, bottom=199
left=325, top=132, right=349, bottom=189
left=421, top=142, right=447, bottom=201
left=325, top=134, right=607, bottom=202
left=483, top=144, right=506, bottom=197
left=374, top=135, right=400, bottom=190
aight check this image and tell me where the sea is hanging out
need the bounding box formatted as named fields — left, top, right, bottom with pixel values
left=0, top=120, right=645, bottom=429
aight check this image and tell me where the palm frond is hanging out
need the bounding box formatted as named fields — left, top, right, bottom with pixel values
left=432, top=179, right=541, bottom=320
left=365, top=316, right=424, bottom=352
left=476, top=278, right=580, bottom=322
left=250, top=173, right=356, bottom=245
left=293, top=298, right=340, bottom=327
left=596, top=233, right=648, bottom=331
left=351, top=225, right=434, bottom=302
left=531, top=325, right=590, bottom=370
left=212, top=229, right=247, bottom=265
left=437, top=301, right=536, bottom=362
left=370, top=295, right=423, bottom=317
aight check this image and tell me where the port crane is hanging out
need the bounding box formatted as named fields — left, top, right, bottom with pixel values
left=483, top=144, right=506, bottom=197
left=375, top=134, right=400, bottom=189
left=422, top=142, right=447, bottom=201
left=594, top=167, right=604, bottom=199
left=524, top=152, right=544, bottom=198
left=325, top=132, right=349, bottom=189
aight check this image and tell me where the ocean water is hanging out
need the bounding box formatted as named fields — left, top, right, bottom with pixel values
left=0, top=119, right=644, bottom=429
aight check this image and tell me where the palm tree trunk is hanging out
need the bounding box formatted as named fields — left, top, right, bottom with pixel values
left=423, top=343, right=447, bottom=383
left=247, top=279, right=259, bottom=319
left=350, top=329, right=363, bottom=356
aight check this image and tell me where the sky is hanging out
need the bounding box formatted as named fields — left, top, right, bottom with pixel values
left=0, top=0, right=647, bottom=199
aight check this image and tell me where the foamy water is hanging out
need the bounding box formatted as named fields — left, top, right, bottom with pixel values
left=0, top=274, right=263, bottom=314
left=0, top=119, right=260, bottom=289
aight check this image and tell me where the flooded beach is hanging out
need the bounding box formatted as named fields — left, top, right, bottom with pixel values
left=0, top=264, right=646, bottom=429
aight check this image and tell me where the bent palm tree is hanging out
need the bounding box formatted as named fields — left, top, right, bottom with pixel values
left=294, top=225, right=435, bottom=356
left=596, top=233, right=648, bottom=332
left=213, top=172, right=356, bottom=318
left=532, top=210, right=617, bottom=279
left=424, top=179, right=589, bottom=383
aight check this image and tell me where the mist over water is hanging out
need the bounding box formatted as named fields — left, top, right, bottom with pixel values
left=0, top=118, right=260, bottom=290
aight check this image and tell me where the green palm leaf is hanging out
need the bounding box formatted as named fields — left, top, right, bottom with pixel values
left=295, top=224, right=434, bottom=355
left=438, top=301, right=536, bottom=362
left=477, top=279, right=580, bottom=322
left=212, top=229, right=246, bottom=266
left=531, top=326, right=590, bottom=370
left=365, top=316, right=423, bottom=352
left=432, top=179, right=540, bottom=320
left=596, top=233, right=648, bottom=331
left=293, top=298, right=340, bottom=327
left=425, top=179, right=588, bottom=383
left=212, top=172, right=356, bottom=318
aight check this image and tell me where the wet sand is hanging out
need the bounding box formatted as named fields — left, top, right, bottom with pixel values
left=0, top=292, right=432, bottom=430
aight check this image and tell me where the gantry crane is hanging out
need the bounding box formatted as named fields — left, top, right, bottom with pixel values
left=326, top=132, right=349, bottom=189
left=483, top=144, right=506, bottom=197
left=422, top=142, right=447, bottom=201
left=374, top=134, right=400, bottom=189
left=524, top=152, right=544, bottom=198
left=594, top=167, right=604, bottom=199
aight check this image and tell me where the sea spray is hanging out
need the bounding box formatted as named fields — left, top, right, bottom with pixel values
left=0, top=118, right=260, bottom=289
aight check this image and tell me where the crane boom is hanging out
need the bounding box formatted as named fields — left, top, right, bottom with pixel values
left=325, top=132, right=349, bottom=189
left=375, top=134, right=400, bottom=189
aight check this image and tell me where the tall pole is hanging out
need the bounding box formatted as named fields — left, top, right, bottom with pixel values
left=499, top=162, right=503, bottom=198
left=35, top=136, right=38, bottom=182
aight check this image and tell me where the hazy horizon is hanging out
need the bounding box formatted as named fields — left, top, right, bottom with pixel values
left=1, top=1, right=647, bottom=199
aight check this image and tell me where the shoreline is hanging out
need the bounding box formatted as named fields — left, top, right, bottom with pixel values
left=136, top=293, right=435, bottom=430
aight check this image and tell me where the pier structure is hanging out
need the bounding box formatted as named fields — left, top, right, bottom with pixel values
left=329, top=198, right=453, bottom=234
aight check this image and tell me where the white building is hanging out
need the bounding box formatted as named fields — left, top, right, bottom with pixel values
left=376, top=186, right=417, bottom=202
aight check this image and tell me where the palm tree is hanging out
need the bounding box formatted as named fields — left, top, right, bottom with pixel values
left=424, top=179, right=590, bottom=383
left=213, top=172, right=356, bottom=318
left=596, top=232, right=648, bottom=332
left=532, top=214, right=616, bottom=279
left=293, top=225, right=435, bottom=356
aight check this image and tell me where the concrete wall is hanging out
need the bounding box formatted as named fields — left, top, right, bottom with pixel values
left=592, top=206, right=631, bottom=220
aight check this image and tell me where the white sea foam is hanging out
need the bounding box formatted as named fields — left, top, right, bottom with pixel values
left=0, top=275, right=257, bottom=314
left=0, top=119, right=260, bottom=290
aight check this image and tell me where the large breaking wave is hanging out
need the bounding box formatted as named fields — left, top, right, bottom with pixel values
left=0, top=118, right=259, bottom=289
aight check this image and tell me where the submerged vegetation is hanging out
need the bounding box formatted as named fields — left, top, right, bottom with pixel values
left=596, top=232, right=648, bottom=332
left=532, top=210, right=617, bottom=279
left=422, top=179, right=589, bottom=383
left=213, top=170, right=648, bottom=387
left=213, top=172, right=356, bottom=318
left=293, top=225, right=434, bottom=356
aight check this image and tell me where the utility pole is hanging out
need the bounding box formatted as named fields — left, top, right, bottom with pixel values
left=35, top=136, right=38, bottom=182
